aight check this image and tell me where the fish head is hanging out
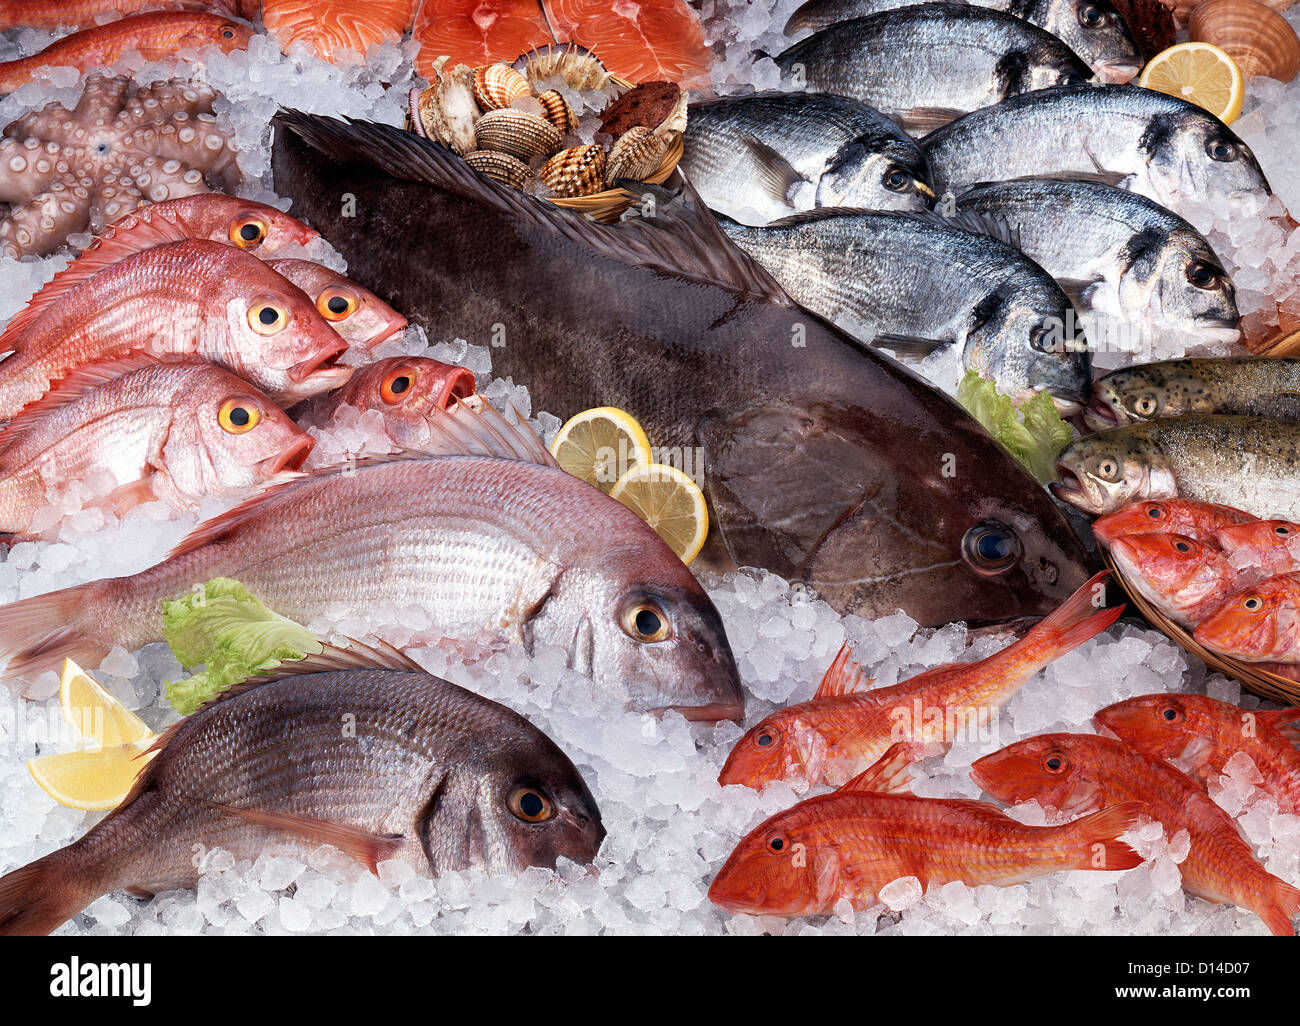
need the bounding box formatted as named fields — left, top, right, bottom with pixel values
left=1014, top=41, right=1094, bottom=96
left=1119, top=229, right=1239, bottom=344
left=1107, top=532, right=1233, bottom=623
left=970, top=733, right=1104, bottom=813
left=1216, top=519, right=1300, bottom=563
left=816, top=136, right=934, bottom=212
left=717, top=709, right=811, bottom=788
left=1194, top=576, right=1299, bottom=661
left=1091, top=498, right=1252, bottom=547
left=171, top=384, right=316, bottom=491
left=194, top=17, right=256, bottom=52
left=1040, top=0, right=1141, bottom=83
left=336, top=356, right=476, bottom=417
left=266, top=260, right=409, bottom=350
left=707, top=805, right=836, bottom=916
left=1093, top=693, right=1208, bottom=762
left=223, top=204, right=321, bottom=256
left=1145, top=109, right=1271, bottom=213
left=1087, top=364, right=1183, bottom=428
left=1050, top=430, right=1173, bottom=514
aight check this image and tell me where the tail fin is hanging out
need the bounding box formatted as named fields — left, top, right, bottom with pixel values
left=1258, top=877, right=1300, bottom=937
left=0, top=582, right=112, bottom=685
left=1066, top=800, right=1143, bottom=872
left=1028, top=569, right=1124, bottom=655
left=0, top=849, right=103, bottom=936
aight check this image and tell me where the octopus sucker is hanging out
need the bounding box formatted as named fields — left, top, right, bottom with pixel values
left=0, top=74, right=240, bottom=258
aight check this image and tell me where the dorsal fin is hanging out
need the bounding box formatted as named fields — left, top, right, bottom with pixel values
left=839, top=741, right=925, bottom=794
left=0, top=211, right=200, bottom=349
left=165, top=474, right=309, bottom=559
left=814, top=643, right=874, bottom=699
left=433, top=395, right=559, bottom=468
left=273, top=111, right=792, bottom=306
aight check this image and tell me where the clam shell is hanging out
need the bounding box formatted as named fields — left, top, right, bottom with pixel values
left=473, top=63, right=533, bottom=111
left=415, top=57, right=480, bottom=156
left=465, top=150, right=532, bottom=188
left=536, top=89, right=579, bottom=133
left=540, top=144, right=608, bottom=197
left=474, top=108, right=562, bottom=163
left=1189, top=0, right=1300, bottom=80
left=605, top=125, right=669, bottom=184
left=512, top=42, right=619, bottom=98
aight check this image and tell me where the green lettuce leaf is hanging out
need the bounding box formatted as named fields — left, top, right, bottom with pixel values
left=957, top=371, right=1075, bottom=484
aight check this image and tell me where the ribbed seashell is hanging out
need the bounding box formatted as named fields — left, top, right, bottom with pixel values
left=473, top=63, right=533, bottom=111
left=474, top=108, right=562, bottom=163
left=1189, top=0, right=1300, bottom=81
left=414, top=58, right=481, bottom=156
left=465, top=150, right=532, bottom=188
left=605, top=125, right=669, bottom=185
left=536, top=89, right=579, bottom=133
left=540, top=144, right=607, bottom=198
left=512, top=43, right=618, bottom=97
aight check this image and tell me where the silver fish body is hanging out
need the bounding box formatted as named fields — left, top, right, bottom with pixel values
left=720, top=208, right=1092, bottom=406
left=680, top=91, right=934, bottom=224
left=784, top=0, right=1141, bottom=81
left=772, top=4, right=1092, bottom=123
left=1087, top=358, right=1300, bottom=429
left=955, top=177, right=1239, bottom=343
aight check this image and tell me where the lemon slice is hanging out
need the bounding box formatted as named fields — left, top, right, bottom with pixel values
left=27, top=739, right=156, bottom=811
left=1139, top=42, right=1245, bottom=124
left=610, top=463, right=709, bottom=564
left=550, top=407, right=653, bottom=493
left=59, top=657, right=151, bottom=750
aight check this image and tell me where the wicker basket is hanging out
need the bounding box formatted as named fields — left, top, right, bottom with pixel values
left=1101, top=549, right=1300, bottom=704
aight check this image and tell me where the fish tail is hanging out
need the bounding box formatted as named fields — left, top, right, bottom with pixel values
left=0, top=846, right=105, bottom=936
left=1031, top=569, right=1124, bottom=656
left=1064, top=800, right=1143, bottom=871
left=0, top=580, right=118, bottom=684
left=1257, top=877, right=1300, bottom=937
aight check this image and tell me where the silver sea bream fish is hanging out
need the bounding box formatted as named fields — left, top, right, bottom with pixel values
left=955, top=177, right=1239, bottom=343
left=772, top=4, right=1092, bottom=127
left=719, top=207, right=1092, bottom=408
left=680, top=91, right=934, bottom=224
left=783, top=0, right=1141, bottom=82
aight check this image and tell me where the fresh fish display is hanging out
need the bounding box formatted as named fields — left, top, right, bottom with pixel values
left=1087, top=358, right=1300, bottom=430
left=265, top=259, right=409, bottom=349
left=772, top=5, right=1092, bottom=126
left=955, top=177, right=1238, bottom=343
left=1052, top=415, right=1300, bottom=520
left=922, top=85, right=1272, bottom=232
left=0, top=355, right=313, bottom=536
left=270, top=113, right=1097, bottom=628
left=718, top=571, right=1120, bottom=788
left=783, top=0, right=1142, bottom=81
left=1215, top=519, right=1300, bottom=577
left=545, top=0, right=714, bottom=86
left=1106, top=531, right=1241, bottom=627
left=0, top=442, right=745, bottom=719
left=0, top=645, right=605, bottom=936
left=0, top=233, right=353, bottom=418
left=719, top=208, right=1092, bottom=407
left=1194, top=573, right=1300, bottom=665
left=971, top=732, right=1300, bottom=935
left=1091, top=497, right=1256, bottom=548
left=679, top=91, right=934, bottom=224
left=1095, top=693, right=1300, bottom=811
left=709, top=744, right=1142, bottom=916
left=0, top=11, right=254, bottom=92
left=0, top=0, right=234, bottom=30
left=262, top=0, right=416, bottom=62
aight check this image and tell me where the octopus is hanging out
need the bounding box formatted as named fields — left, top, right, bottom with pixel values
left=0, top=74, right=240, bottom=258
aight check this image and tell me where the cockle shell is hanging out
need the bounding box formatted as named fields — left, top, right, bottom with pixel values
left=473, top=63, right=533, bottom=111
left=1189, top=0, right=1300, bottom=81
left=474, top=108, right=562, bottom=163
left=465, top=150, right=533, bottom=188
left=605, top=126, right=669, bottom=184
left=536, top=89, right=579, bottom=133
left=540, top=145, right=607, bottom=197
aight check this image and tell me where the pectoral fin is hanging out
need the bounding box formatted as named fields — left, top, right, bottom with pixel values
left=739, top=133, right=809, bottom=207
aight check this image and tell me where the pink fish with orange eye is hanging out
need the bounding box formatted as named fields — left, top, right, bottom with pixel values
left=265, top=259, right=408, bottom=350
left=971, top=732, right=1300, bottom=936
left=1194, top=573, right=1300, bottom=664
left=1091, top=498, right=1255, bottom=549
left=1214, top=519, right=1300, bottom=577
left=1106, top=531, right=1242, bottom=627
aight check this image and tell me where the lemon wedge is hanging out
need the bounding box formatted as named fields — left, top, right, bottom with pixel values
left=27, top=739, right=156, bottom=811
left=550, top=407, right=653, bottom=493
left=610, top=463, right=710, bottom=565
left=59, top=657, right=151, bottom=749
left=1139, top=42, right=1245, bottom=124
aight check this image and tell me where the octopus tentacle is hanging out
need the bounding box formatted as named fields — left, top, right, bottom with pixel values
left=0, top=176, right=93, bottom=258
left=71, top=74, right=131, bottom=125
left=0, top=137, right=60, bottom=203
left=87, top=170, right=144, bottom=232
left=125, top=79, right=216, bottom=122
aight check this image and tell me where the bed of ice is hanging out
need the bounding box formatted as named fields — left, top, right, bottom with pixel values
left=0, top=4, right=1299, bottom=937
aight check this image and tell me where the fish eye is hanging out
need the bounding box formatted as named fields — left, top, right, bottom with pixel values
left=222, top=26, right=236, bottom=39
left=1174, top=540, right=1192, bottom=553
left=1276, top=526, right=1291, bottom=536
left=755, top=726, right=780, bottom=748
left=882, top=168, right=912, bottom=192
left=621, top=599, right=672, bottom=643
left=1186, top=261, right=1220, bottom=289
left=767, top=834, right=788, bottom=854
left=1134, top=396, right=1159, bottom=416
left=218, top=398, right=262, bottom=434
left=317, top=285, right=359, bottom=322
left=962, top=520, right=1022, bottom=575
left=1044, top=753, right=1066, bottom=773
left=508, top=787, right=554, bottom=823
left=1030, top=322, right=1062, bottom=354
left=229, top=215, right=269, bottom=249
left=1077, top=2, right=1108, bottom=26
left=1206, top=138, right=1239, bottom=162
left=1161, top=705, right=1181, bottom=722
left=1096, top=458, right=1119, bottom=480
left=380, top=366, right=416, bottom=403
left=1243, top=596, right=1262, bottom=611
left=248, top=297, right=289, bottom=335
left=1146, top=504, right=1164, bottom=518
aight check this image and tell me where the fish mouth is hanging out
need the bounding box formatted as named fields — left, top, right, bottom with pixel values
left=653, top=700, right=746, bottom=723
left=288, top=339, right=350, bottom=383
left=1052, top=396, right=1084, bottom=418
left=1049, top=464, right=1095, bottom=511
left=1096, top=61, right=1141, bottom=85
left=259, top=436, right=315, bottom=475
left=1191, top=317, right=1242, bottom=344
left=366, top=318, right=410, bottom=350
left=1082, top=396, right=1121, bottom=431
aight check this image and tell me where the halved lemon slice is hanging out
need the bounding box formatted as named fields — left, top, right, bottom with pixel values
left=1139, top=42, right=1245, bottom=124
left=610, top=463, right=709, bottom=565
left=550, top=407, right=653, bottom=493
left=27, top=740, right=156, bottom=811
left=59, top=657, right=151, bottom=750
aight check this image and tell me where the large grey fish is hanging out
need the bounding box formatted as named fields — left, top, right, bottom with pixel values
left=784, top=0, right=1141, bottom=82
left=680, top=91, right=934, bottom=224
left=1052, top=414, right=1300, bottom=519
left=0, top=645, right=605, bottom=936
left=771, top=4, right=1092, bottom=128
left=1087, top=358, right=1300, bottom=430
left=922, top=85, right=1272, bottom=234
left=954, top=177, right=1239, bottom=344
left=0, top=443, right=744, bottom=721
left=267, top=113, right=1098, bottom=629
left=720, top=208, right=1092, bottom=408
